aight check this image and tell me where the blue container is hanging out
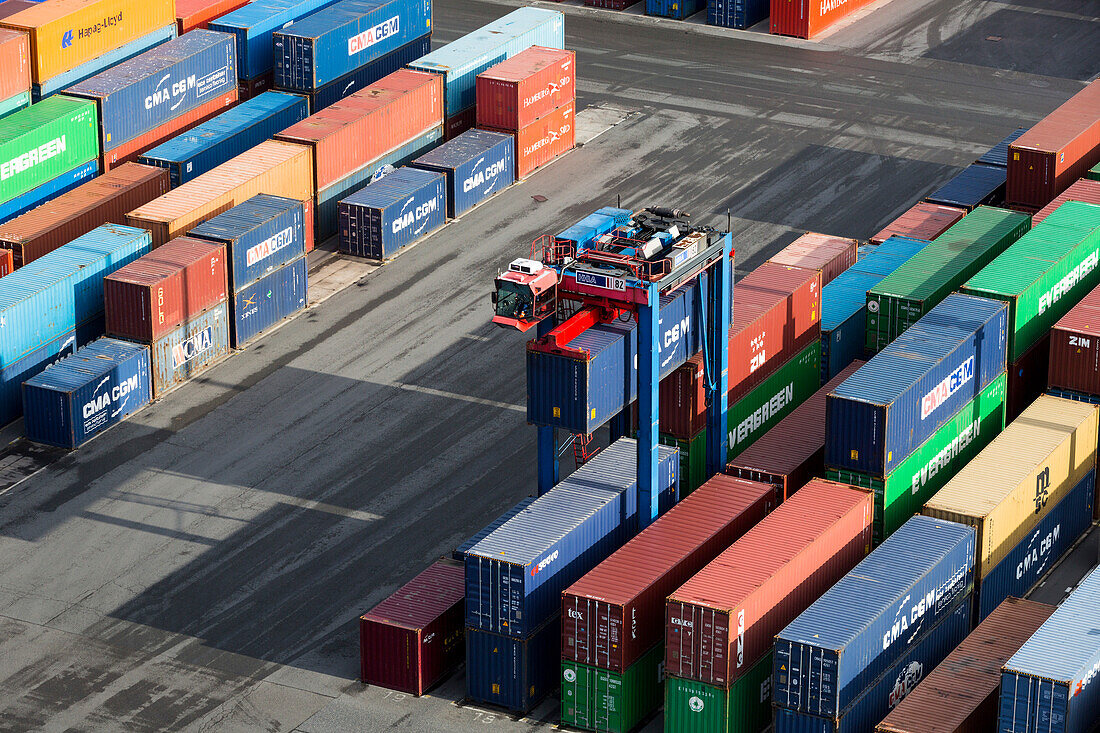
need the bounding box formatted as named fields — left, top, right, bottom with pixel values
left=138, top=92, right=307, bottom=187
left=924, top=163, right=1007, bottom=212
left=646, top=0, right=706, bottom=19
left=231, top=255, right=307, bottom=347
left=707, top=0, right=770, bottom=29
left=976, top=469, right=1095, bottom=622
left=556, top=209, right=631, bottom=250
left=211, top=0, right=345, bottom=81
left=303, top=32, right=430, bottom=111
left=410, top=129, right=514, bottom=218
left=32, top=24, right=178, bottom=102
left=820, top=236, right=931, bottom=383
left=23, top=338, right=151, bottom=449
left=452, top=496, right=536, bottom=562
left=775, top=598, right=972, bottom=733
left=466, top=615, right=559, bottom=714
left=977, top=127, right=1027, bottom=168
left=408, top=7, right=564, bottom=116
left=1048, top=387, right=1100, bottom=405
left=189, top=193, right=305, bottom=290
left=999, top=565, right=1100, bottom=733
left=465, top=439, right=678, bottom=638
left=0, top=159, right=98, bottom=224
left=272, top=0, right=431, bottom=90
left=315, top=124, right=442, bottom=240
left=824, top=293, right=1008, bottom=477
left=337, top=166, right=446, bottom=259
left=0, top=90, right=30, bottom=120
left=773, top=515, right=976, bottom=719
left=66, top=30, right=237, bottom=152
left=149, top=301, right=230, bottom=396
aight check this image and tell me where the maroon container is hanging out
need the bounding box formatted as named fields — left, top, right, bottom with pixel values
left=1032, top=178, right=1100, bottom=225
left=104, top=237, right=229, bottom=343
left=875, top=597, right=1055, bottom=733
left=767, top=232, right=857, bottom=287
left=665, top=479, right=872, bottom=688
left=1049, top=282, right=1100, bottom=395
left=360, top=559, right=465, bottom=695
left=0, top=0, right=36, bottom=21
left=562, top=475, right=778, bottom=674
left=476, top=46, right=575, bottom=131
left=301, top=196, right=316, bottom=252
left=869, top=201, right=967, bottom=245
left=1007, top=80, right=1100, bottom=210
left=726, top=360, right=863, bottom=499
left=0, top=163, right=169, bottom=268
left=1006, top=333, right=1050, bottom=423
left=584, top=0, right=641, bottom=8
left=444, top=106, right=476, bottom=141
left=239, top=73, right=274, bottom=102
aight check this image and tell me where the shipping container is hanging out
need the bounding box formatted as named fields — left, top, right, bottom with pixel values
left=237, top=71, right=272, bottom=100
left=359, top=559, right=464, bottom=695
left=665, top=479, right=873, bottom=688
left=999, top=564, right=1100, bottom=733
left=409, top=7, right=564, bottom=117
left=274, top=69, right=442, bottom=191
left=126, top=138, right=313, bottom=246
left=924, top=163, right=1006, bottom=211
left=1032, top=178, right=1100, bottom=226
left=148, top=300, right=230, bottom=396
left=177, top=0, right=250, bottom=34
left=707, top=0, right=768, bottom=29
left=0, top=96, right=99, bottom=206
left=866, top=206, right=1029, bottom=353
left=0, top=163, right=166, bottom=268
left=0, top=249, right=11, bottom=277
left=828, top=372, right=1007, bottom=545
left=775, top=599, right=972, bottom=733
left=664, top=653, right=773, bottom=733
left=443, top=105, right=475, bottom=141
left=1006, top=333, right=1049, bottom=422
left=1091, top=161, right=1100, bottom=182
left=484, top=100, right=574, bottom=179
left=209, top=0, right=344, bottom=81
left=659, top=429, right=707, bottom=496
left=0, top=90, right=30, bottom=121
left=977, top=127, right=1028, bottom=168
left=467, top=439, right=678, bottom=638
left=1046, top=386, right=1100, bottom=520
left=727, top=360, right=863, bottom=499
left=1048, top=280, right=1100, bottom=395
left=820, top=236, right=931, bottom=383
left=139, top=91, right=308, bottom=187
left=875, top=597, right=1055, bottom=733
left=272, top=0, right=431, bottom=91
left=560, top=642, right=662, bottom=733
left=1007, top=80, right=1100, bottom=210
left=466, top=614, right=559, bottom=714
left=828, top=293, right=1008, bottom=477
left=0, top=158, right=99, bottom=224
left=338, top=166, right=445, bottom=260
left=475, top=46, right=574, bottom=130
left=869, top=202, right=966, bottom=245
left=104, top=237, right=228, bottom=343
left=769, top=0, right=875, bottom=38
left=961, top=201, right=1100, bottom=362
left=0, top=28, right=29, bottom=103
left=0, top=0, right=175, bottom=84
left=230, top=255, right=306, bottom=347
left=767, top=232, right=857, bottom=287
left=772, top=515, right=976, bottom=718
left=22, top=337, right=151, bottom=448
left=646, top=0, right=705, bottom=19
left=409, top=129, right=513, bottom=218
left=562, top=474, right=779, bottom=673
left=452, top=496, right=535, bottom=562
left=300, top=32, right=430, bottom=112
left=0, top=1, right=36, bottom=22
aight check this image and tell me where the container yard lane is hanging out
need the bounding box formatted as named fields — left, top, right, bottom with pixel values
left=0, top=0, right=1097, bottom=731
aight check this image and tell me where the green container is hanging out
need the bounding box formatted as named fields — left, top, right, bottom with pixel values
left=561, top=643, right=663, bottom=733
left=962, top=201, right=1100, bottom=362
left=727, top=340, right=821, bottom=462
left=660, top=429, right=708, bottom=496
left=865, top=206, right=1031, bottom=353
left=0, top=95, right=99, bottom=205
left=1087, top=161, right=1100, bottom=182
left=0, top=90, right=31, bottom=121
left=828, top=372, right=1007, bottom=544
left=664, top=652, right=772, bottom=733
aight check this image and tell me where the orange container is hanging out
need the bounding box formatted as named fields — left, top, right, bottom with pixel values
left=485, top=100, right=575, bottom=179
left=476, top=46, right=575, bottom=130
left=126, top=139, right=313, bottom=246
left=0, top=28, right=29, bottom=100
left=175, top=0, right=247, bottom=34
left=770, top=0, right=877, bottom=39
left=0, top=248, right=12, bottom=278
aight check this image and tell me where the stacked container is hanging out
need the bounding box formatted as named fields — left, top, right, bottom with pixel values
left=923, top=163, right=1007, bottom=211
left=176, top=0, right=251, bottom=34
left=869, top=202, right=965, bottom=245
left=647, top=0, right=705, bottom=20
left=707, top=0, right=767, bottom=29
left=976, top=127, right=1028, bottom=168
left=1032, top=177, right=1100, bottom=225
left=338, top=166, right=446, bottom=260
left=766, top=231, right=857, bottom=286
left=0, top=28, right=30, bottom=119
left=769, top=0, right=874, bottom=38
left=189, top=194, right=307, bottom=347
left=409, top=129, right=514, bottom=218
left=104, top=236, right=230, bottom=396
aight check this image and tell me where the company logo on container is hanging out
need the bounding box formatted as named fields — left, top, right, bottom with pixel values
left=1076, top=657, right=1100, bottom=696
left=391, top=194, right=439, bottom=234
left=688, top=696, right=704, bottom=713
left=728, top=382, right=794, bottom=450
left=463, top=157, right=508, bottom=193
left=910, top=419, right=980, bottom=495
left=523, top=119, right=572, bottom=158
left=882, top=565, right=972, bottom=653
left=172, top=327, right=214, bottom=369
left=661, top=316, right=690, bottom=368
left=530, top=549, right=558, bottom=576
left=82, top=374, right=141, bottom=420
left=920, top=357, right=974, bottom=420
left=1039, top=249, right=1099, bottom=315
left=146, top=74, right=197, bottom=112
left=61, top=30, right=73, bottom=48
left=523, top=77, right=570, bottom=109
left=1, top=136, right=67, bottom=181
left=75, top=12, right=122, bottom=40
left=348, top=16, right=399, bottom=56
left=821, top=0, right=851, bottom=11
left=246, top=227, right=294, bottom=266
left=888, top=662, right=923, bottom=708
left=1016, top=523, right=1060, bottom=580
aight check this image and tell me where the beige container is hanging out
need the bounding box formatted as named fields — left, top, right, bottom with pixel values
left=922, top=394, right=1098, bottom=579
left=126, top=140, right=313, bottom=246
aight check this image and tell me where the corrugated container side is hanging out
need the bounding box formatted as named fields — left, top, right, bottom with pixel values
left=1032, top=178, right=1100, bottom=226
left=1048, top=280, right=1100, bottom=395
left=475, top=46, right=575, bottom=130
left=147, top=301, right=230, bottom=396
left=0, top=1, right=36, bottom=23
left=770, top=0, right=876, bottom=38
left=301, top=32, right=431, bottom=112
left=0, top=159, right=99, bottom=228
left=483, top=99, right=574, bottom=179
left=465, top=615, right=559, bottom=714
left=658, top=429, right=708, bottom=497
left=1006, top=332, right=1050, bottom=422
left=924, top=163, right=1007, bottom=211
left=663, top=652, right=774, bottom=733
left=230, top=255, right=306, bottom=347
left=409, top=129, right=514, bottom=218
left=453, top=497, right=536, bottom=562
left=176, top=0, right=251, bottom=34
left=338, top=166, right=446, bottom=260
left=0, top=95, right=100, bottom=204
left=977, top=127, right=1029, bottom=168
left=767, top=232, right=857, bottom=287
left=0, top=28, right=30, bottom=101
left=707, top=0, right=769, bottom=29
left=645, top=0, right=706, bottom=19
left=560, top=643, right=663, bottom=733
left=0, top=89, right=30, bottom=120
left=869, top=202, right=966, bottom=245
left=208, top=0, right=345, bottom=81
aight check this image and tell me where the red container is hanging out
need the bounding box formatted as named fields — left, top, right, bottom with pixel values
left=444, top=106, right=476, bottom=141
left=584, top=0, right=641, bottom=7
left=0, top=248, right=12, bottom=278
left=869, top=202, right=967, bottom=245
left=104, top=237, right=229, bottom=343
left=1032, top=178, right=1100, bottom=225
left=562, top=475, right=778, bottom=674
left=275, top=69, right=443, bottom=191
left=1007, top=80, right=1100, bottom=210
left=727, top=360, right=863, bottom=499
left=875, top=597, right=1055, bottom=733
left=0, top=163, right=168, bottom=268
left=176, top=0, right=249, bottom=33
left=665, top=479, right=872, bottom=687
left=659, top=353, right=708, bottom=440
left=1006, top=333, right=1049, bottom=423
left=770, top=0, right=877, bottom=39
left=1049, top=282, right=1100, bottom=396
left=301, top=196, right=315, bottom=252
left=0, top=28, right=29, bottom=100
left=359, top=559, right=465, bottom=695
left=476, top=46, right=576, bottom=130
left=767, top=232, right=857, bottom=287
left=239, top=73, right=274, bottom=102
left=485, top=100, right=575, bottom=180
left=0, top=1, right=36, bottom=21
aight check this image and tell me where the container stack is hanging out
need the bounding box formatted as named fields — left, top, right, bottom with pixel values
left=923, top=163, right=1006, bottom=212
left=646, top=0, right=705, bottom=20
left=189, top=194, right=308, bottom=347
left=0, top=27, right=30, bottom=119
left=707, top=0, right=768, bottom=30
left=476, top=45, right=575, bottom=180
left=409, top=129, right=515, bottom=219
left=103, top=236, right=230, bottom=397
left=1032, top=177, right=1100, bottom=225
left=338, top=166, right=446, bottom=260
left=176, top=0, right=251, bottom=35
left=868, top=201, right=965, bottom=245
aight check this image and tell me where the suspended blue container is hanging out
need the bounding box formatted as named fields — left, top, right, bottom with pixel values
left=211, top=0, right=345, bottom=81
left=466, top=615, right=559, bottom=714
left=707, top=0, right=770, bottom=29
left=410, top=129, right=514, bottom=217
left=976, top=127, right=1027, bottom=168
left=555, top=208, right=631, bottom=250
left=231, top=255, right=307, bottom=347
left=452, top=496, right=536, bottom=562
left=647, top=0, right=706, bottom=19
left=924, top=163, right=1007, bottom=212
left=337, top=166, right=446, bottom=260
left=303, top=32, right=430, bottom=111
left=0, top=159, right=98, bottom=224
